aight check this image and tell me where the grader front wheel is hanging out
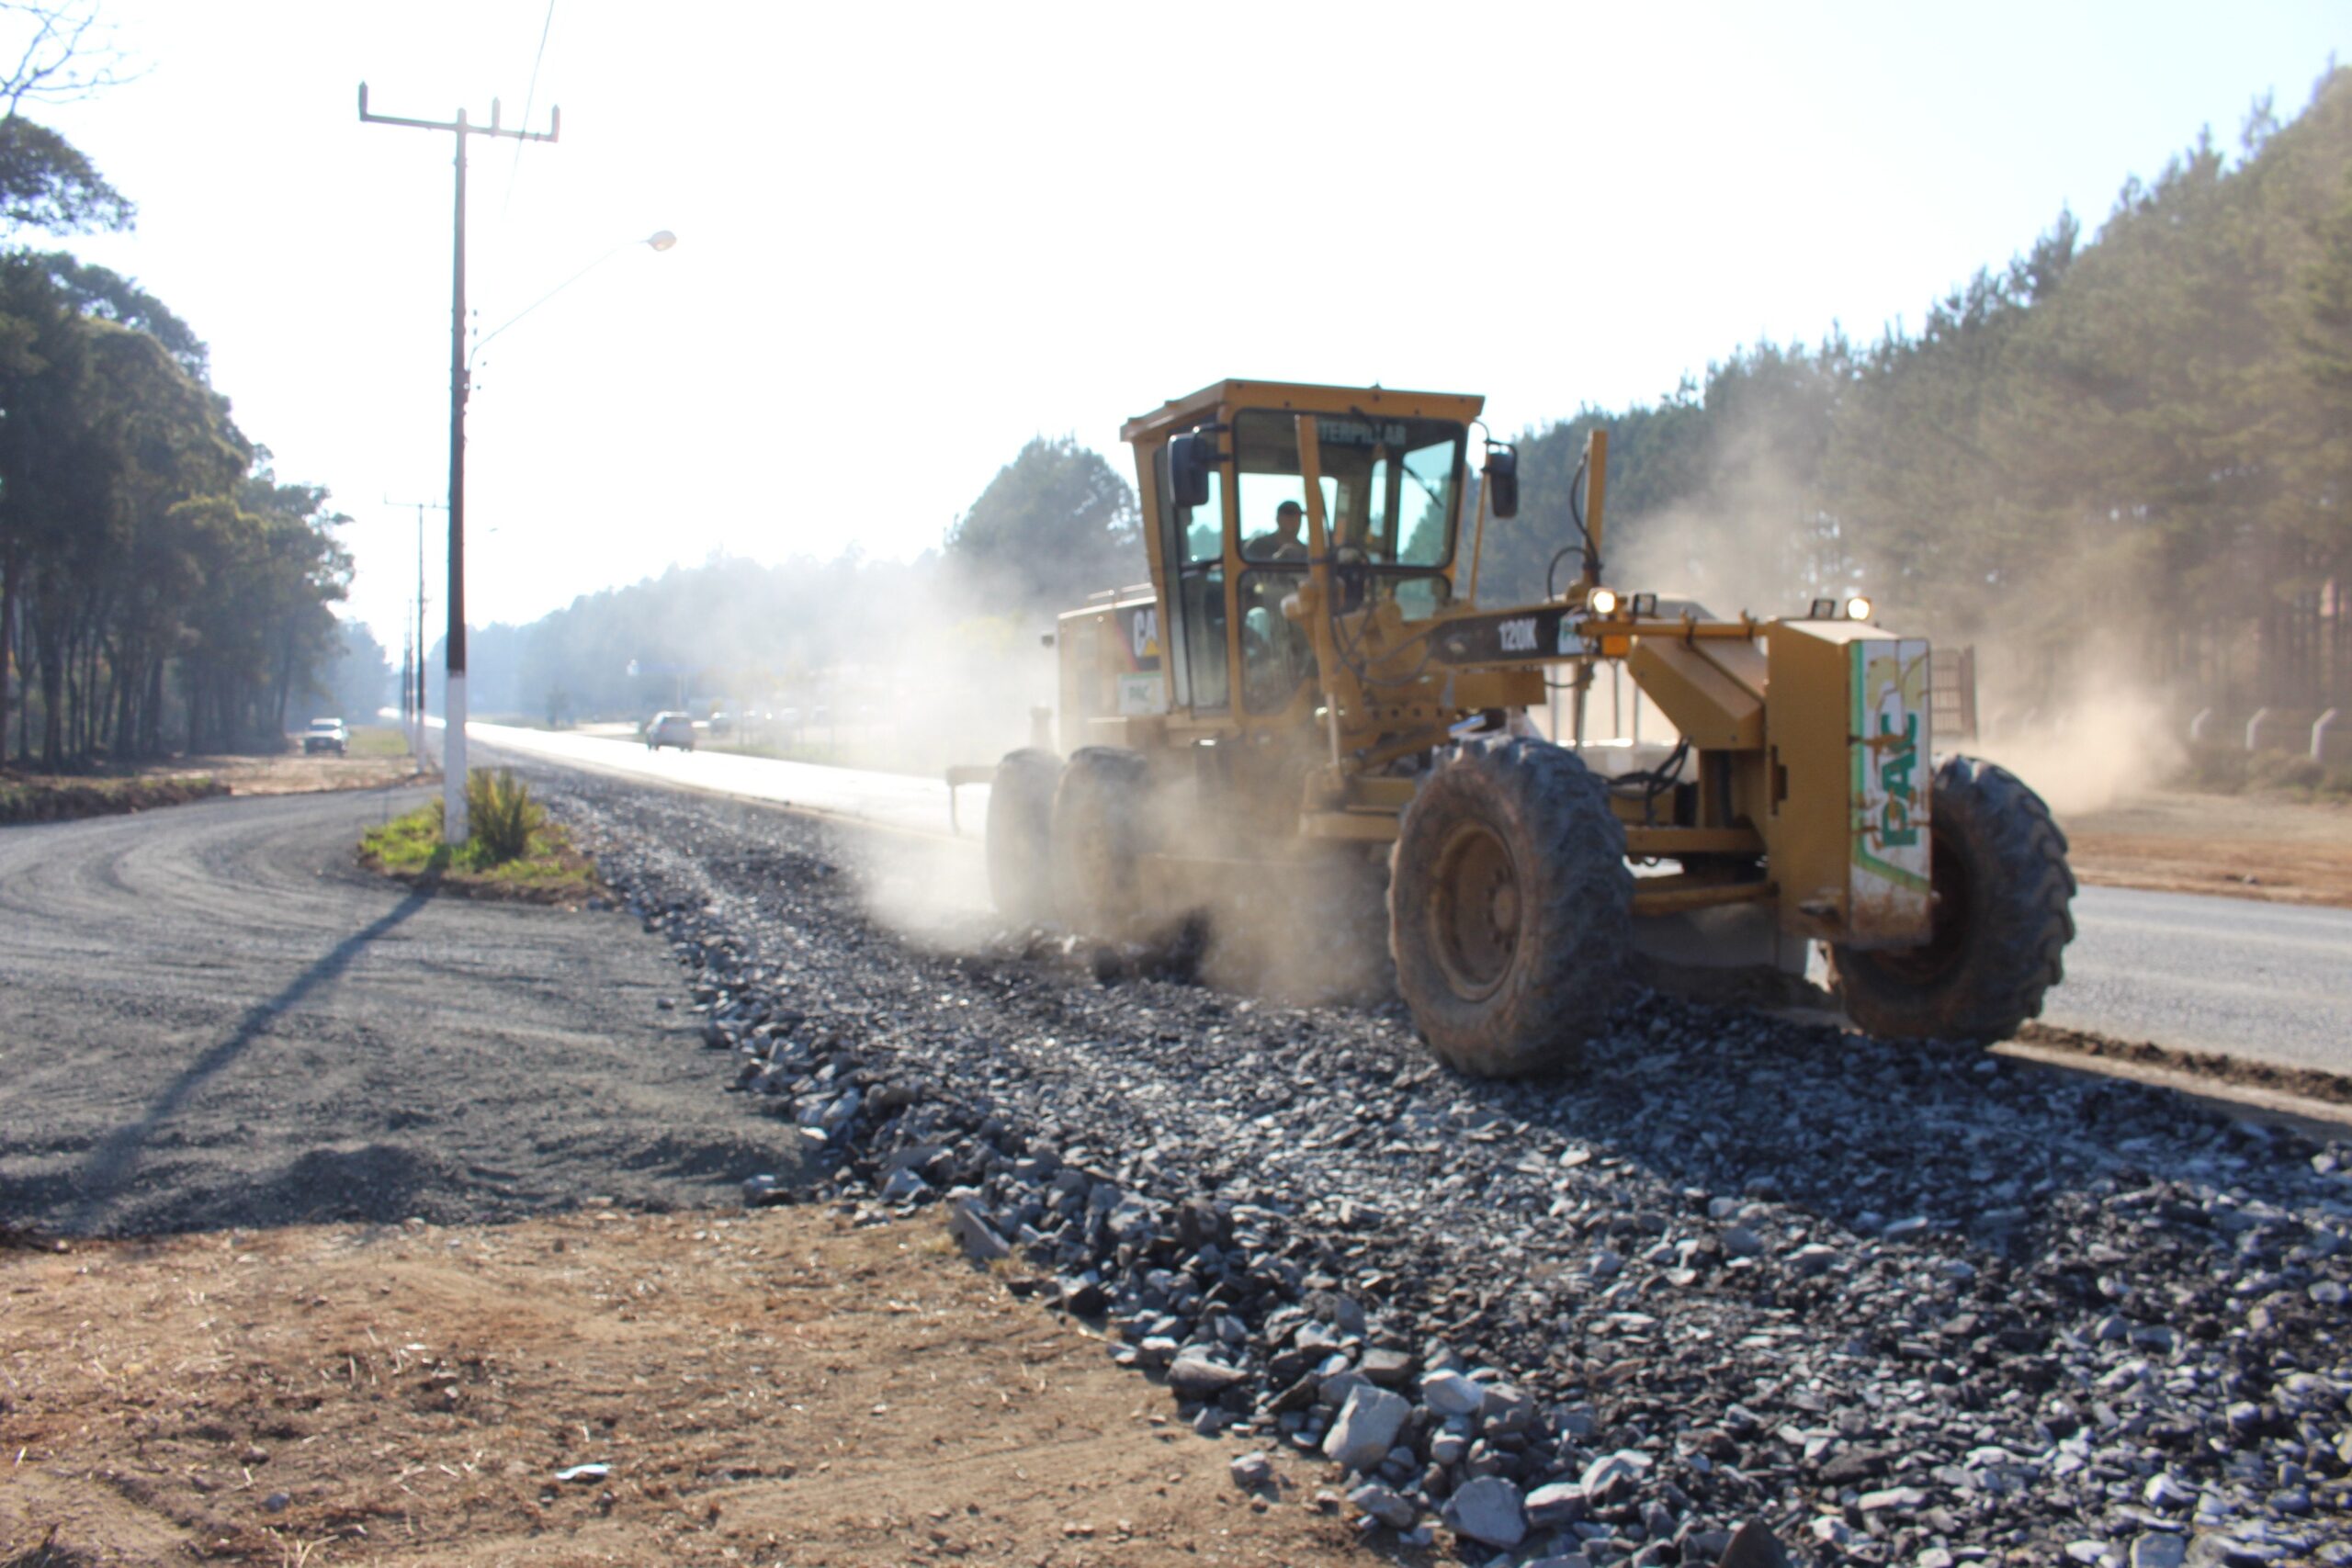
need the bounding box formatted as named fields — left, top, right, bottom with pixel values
left=1389, top=740, right=1631, bottom=1077
left=985, top=748, right=1062, bottom=926
left=1829, top=754, right=2076, bottom=1042
left=1050, top=746, right=1151, bottom=942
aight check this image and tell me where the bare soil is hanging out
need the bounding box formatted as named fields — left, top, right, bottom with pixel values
left=0, top=1207, right=1365, bottom=1568
left=2058, top=789, right=2352, bottom=908
left=173, top=750, right=432, bottom=798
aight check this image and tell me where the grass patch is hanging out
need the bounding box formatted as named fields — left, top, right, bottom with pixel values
left=345, top=724, right=412, bottom=759
left=0, top=773, right=227, bottom=826
left=358, top=773, right=605, bottom=907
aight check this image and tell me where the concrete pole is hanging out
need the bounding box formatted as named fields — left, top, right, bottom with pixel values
left=442, top=110, right=471, bottom=843
left=2316, top=708, right=2341, bottom=765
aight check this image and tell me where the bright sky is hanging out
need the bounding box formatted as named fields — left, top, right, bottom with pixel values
left=31, top=1, right=2351, bottom=656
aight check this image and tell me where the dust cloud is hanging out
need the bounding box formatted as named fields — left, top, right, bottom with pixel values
left=1572, top=445, right=2188, bottom=822
left=1968, top=666, right=2186, bottom=819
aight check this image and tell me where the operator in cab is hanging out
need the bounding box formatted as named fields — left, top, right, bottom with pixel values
left=1244, top=500, right=1309, bottom=563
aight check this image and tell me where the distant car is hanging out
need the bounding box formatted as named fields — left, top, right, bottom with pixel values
left=707, top=711, right=734, bottom=738
left=645, top=712, right=695, bottom=752
left=302, top=717, right=347, bottom=756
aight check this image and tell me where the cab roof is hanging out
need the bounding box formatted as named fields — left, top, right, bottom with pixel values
left=1118, top=379, right=1486, bottom=444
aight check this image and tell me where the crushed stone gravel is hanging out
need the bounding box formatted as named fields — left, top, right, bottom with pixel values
left=534, top=765, right=2351, bottom=1568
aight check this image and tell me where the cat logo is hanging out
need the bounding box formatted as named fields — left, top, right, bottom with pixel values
left=1498, top=616, right=1538, bottom=654
left=1130, top=606, right=1159, bottom=662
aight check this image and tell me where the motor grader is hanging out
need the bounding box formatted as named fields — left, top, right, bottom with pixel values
left=983, top=378, right=2075, bottom=1077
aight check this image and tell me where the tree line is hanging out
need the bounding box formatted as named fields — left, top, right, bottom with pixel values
left=0, top=15, right=359, bottom=770
left=1482, top=68, right=2352, bottom=720
left=452, top=434, right=1136, bottom=728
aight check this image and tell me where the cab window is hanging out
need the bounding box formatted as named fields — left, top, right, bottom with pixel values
left=1232, top=410, right=1462, bottom=570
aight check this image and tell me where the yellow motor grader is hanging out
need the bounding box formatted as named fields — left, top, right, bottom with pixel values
left=984, top=379, right=2075, bottom=1077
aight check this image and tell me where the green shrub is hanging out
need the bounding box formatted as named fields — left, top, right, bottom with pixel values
left=465, top=768, right=544, bottom=864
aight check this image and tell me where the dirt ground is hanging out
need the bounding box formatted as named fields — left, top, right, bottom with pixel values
left=0, top=1207, right=1371, bottom=1568
left=170, top=750, right=431, bottom=798
left=2059, top=789, right=2352, bottom=908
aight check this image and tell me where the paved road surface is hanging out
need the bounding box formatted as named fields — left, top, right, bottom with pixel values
left=469, top=724, right=2352, bottom=1077
left=0, top=786, right=808, bottom=1236
left=2041, top=886, right=2352, bottom=1075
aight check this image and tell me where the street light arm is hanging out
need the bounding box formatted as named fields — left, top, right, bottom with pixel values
left=469, top=230, right=675, bottom=367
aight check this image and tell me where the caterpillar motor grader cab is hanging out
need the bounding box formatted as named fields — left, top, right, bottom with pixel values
left=984, top=379, right=2075, bottom=1077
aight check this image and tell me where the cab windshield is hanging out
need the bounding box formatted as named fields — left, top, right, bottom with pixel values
left=1233, top=410, right=1462, bottom=572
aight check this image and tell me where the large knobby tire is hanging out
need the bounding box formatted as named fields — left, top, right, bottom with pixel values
left=985, top=748, right=1062, bottom=927
left=1050, top=747, right=1151, bottom=942
left=1828, top=754, right=2075, bottom=1042
left=1389, top=740, right=1632, bottom=1077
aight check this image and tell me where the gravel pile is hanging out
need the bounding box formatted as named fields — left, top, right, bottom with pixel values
left=541, top=770, right=2351, bottom=1568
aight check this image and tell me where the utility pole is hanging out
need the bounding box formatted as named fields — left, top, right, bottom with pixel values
left=386, top=496, right=446, bottom=769
left=360, top=84, right=558, bottom=843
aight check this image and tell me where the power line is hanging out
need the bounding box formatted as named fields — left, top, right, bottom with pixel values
left=500, top=0, right=559, bottom=224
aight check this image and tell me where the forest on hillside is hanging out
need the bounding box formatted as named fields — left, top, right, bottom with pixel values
left=467, top=67, right=2352, bottom=745
left=0, top=10, right=369, bottom=770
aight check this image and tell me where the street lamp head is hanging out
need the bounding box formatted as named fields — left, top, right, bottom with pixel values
left=647, top=230, right=677, bottom=252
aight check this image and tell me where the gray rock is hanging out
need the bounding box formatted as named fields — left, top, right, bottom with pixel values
left=1719, top=1224, right=1767, bottom=1258
left=944, top=1195, right=1010, bottom=1263
left=1442, top=1474, right=1526, bottom=1549
left=1524, top=1480, right=1590, bottom=1527
left=2132, top=1534, right=2188, bottom=1568
left=1788, top=1242, right=1840, bottom=1278
left=1348, top=1481, right=1417, bottom=1529
left=2147, top=1472, right=2197, bottom=1510
left=878, top=1166, right=930, bottom=1203
left=1323, top=1385, right=1410, bottom=1473
left=1360, top=1347, right=1413, bottom=1386
left=1419, top=1369, right=1486, bottom=1417
left=1167, top=1353, right=1248, bottom=1400
left=1857, top=1484, right=1926, bottom=1512
left=1478, top=1380, right=1534, bottom=1430
left=1228, top=1450, right=1273, bottom=1489
left=1579, top=1449, right=1652, bottom=1493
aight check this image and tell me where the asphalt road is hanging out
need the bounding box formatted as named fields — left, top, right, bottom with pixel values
left=469, top=723, right=2352, bottom=1077
left=2041, top=885, right=2352, bottom=1074
left=0, top=785, right=809, bottom=1237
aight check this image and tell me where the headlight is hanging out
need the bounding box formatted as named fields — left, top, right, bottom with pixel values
left=1844, top=596, right=1872, bottom=622
left=1589, top=587, right=1619, bottom=615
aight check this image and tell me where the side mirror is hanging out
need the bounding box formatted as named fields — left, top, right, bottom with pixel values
left=1485, top=445, right=1518, bottom=519
left=1168, top=431, right=1216, bottom=509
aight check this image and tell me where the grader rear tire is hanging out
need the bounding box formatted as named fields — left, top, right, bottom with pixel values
left=1050, top=746, right=1151, bottom=942
left=985, top=748, right=1062, bottom=926
left=1389, top=740, right=1631, bottom=1077
left=1828, top=754, right=2075, bottom=1042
